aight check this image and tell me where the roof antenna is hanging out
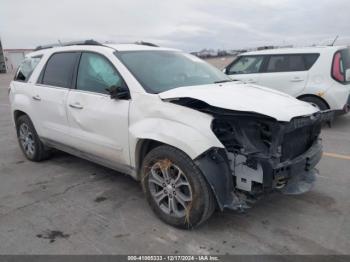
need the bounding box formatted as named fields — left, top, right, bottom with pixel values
left=330, top=35, right=339, bottom=46
left=58, top=39, right=63, bottom=46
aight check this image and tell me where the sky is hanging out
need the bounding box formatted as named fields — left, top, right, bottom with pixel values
left=1, top=0, right=350, bottom=52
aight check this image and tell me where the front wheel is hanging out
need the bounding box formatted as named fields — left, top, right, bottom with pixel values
left=141, top=145, right=216, bottom=229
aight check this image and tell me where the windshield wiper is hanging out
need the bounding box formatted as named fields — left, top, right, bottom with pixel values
left=214, top=79, right=233, bottom=84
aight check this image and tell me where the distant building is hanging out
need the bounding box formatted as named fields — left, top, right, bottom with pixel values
left=193, top=49, right=219, bottom=58
left=257, top=45, right=274, bottom=51
left=0, top=40, right=6, bottom=73
left=3, top=49, right=33, bottom=73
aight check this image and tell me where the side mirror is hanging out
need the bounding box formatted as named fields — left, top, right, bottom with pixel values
left=106, top=85, right=130, bottom=100
left=346, top=69, right=350, bottom=82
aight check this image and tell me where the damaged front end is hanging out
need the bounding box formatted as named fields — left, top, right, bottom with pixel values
left=179, top=99, right=335, bottom=211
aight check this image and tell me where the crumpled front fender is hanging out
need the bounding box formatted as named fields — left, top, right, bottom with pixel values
left=194, top=148, right=246, bottom=211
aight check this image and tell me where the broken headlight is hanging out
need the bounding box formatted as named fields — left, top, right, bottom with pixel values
left=212, top=116, right=277, bottom=156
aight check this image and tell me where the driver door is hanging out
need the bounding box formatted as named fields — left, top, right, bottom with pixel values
left=66, top=52, right=130, bottom=166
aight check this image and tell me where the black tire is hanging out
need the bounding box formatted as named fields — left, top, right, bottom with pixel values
left=299, top=96, right=329, bottom=111
left=141, top=145, right=216, bottom=229
left=16, top=115, right=51, bottom=162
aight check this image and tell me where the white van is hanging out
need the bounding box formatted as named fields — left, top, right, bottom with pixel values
left=225, top=46, right=350, bottom=112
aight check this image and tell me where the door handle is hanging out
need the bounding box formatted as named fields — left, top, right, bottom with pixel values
left=290, top=78, right=304, bottom=82
left=246, top=79, right=257, bottom=83
left=32, top=95, right=41, bottom=101
left=69, top=103, right=84, bottom=109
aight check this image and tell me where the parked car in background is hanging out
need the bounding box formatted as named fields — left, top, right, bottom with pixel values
left=9, top=40, right=333, bottom=228
left=224, top=46, right=350, bottom=113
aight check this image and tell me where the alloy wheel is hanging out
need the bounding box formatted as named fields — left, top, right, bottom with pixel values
left=148, top=159, right=192, bottom=217
left=18, top=123, right=36, bottom=158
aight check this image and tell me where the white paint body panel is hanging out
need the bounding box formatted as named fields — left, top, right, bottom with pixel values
left=30, top=85, right=71, bottom=144
left=66, top=90, right=130, bottom=165
left=258, top=71, right=308, bottom=96
left=159, top=82, right=318, bottom=122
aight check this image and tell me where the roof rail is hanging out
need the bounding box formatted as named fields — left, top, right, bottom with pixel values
left=34, top=43, right=60, bottom=51
left=134, top=41, right=159, bottom=47
left=34, top=39, right=102, bottom=51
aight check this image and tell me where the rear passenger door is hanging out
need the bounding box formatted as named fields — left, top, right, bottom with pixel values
left=33, top=52, right=80, bottom=143
left=258, top=54, right=309, bottom=96
left=66, top=51, right=130, bottom=167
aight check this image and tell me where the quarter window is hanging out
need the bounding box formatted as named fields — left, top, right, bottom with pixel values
left=76, top=52, right=124, bottom=94
left=41, top=52, right=79, bottom=88
left=14, top=56, right=42, bottom=82
left=303, top=54, right=319, bottom=70
left=227, top=56, right=264, bottom=75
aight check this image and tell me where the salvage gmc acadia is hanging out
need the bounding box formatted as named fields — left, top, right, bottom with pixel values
left=9, top=40, right=334, bottom=228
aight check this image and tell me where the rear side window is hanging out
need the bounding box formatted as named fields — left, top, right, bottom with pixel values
left=266, top=55, right=305, bottom=72
left=332, top=49, right=350, bottom=84
left=14, top=56, right=42, bottom=82
left=227, top=56, right=264, bottom=74
left=76, top=52, right=125, bottom=94
left=41, top=52, right=79, bottom=88
left=266, top=54, right=319, bottom=73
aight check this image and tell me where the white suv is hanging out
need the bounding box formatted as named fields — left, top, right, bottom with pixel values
left=9, top=40, right=333, bottom=228
left=225, top=46, right=350, bottom=113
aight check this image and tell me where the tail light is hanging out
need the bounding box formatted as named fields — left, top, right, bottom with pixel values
left=332, top=52, right=345, bottom=82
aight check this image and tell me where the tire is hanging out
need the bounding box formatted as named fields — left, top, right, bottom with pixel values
left=16, top=115, right=51, bottom=162
left=299, top=96, right=329, bottom=111
left=141, top=145, right=216, bottom=229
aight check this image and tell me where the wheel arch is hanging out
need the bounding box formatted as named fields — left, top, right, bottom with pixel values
left=135, top=139, right=165, bottom=178
left=13, top=110, right=29, bottom=127
left=297, top=94, right=330, bottom=109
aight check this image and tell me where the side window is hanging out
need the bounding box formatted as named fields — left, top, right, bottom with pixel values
left=41, top=52, right=79, bottom=88
left=266, top=55, right=306, bottom=73
left=14, top=56, right=42, bottom=82
left=227, top=56, right=264, bottom=75
left=303, top=54, right=319, bottom=70
left=76, top=52, right=124, bottom=95
left=289, top=55, right=305, bottom=71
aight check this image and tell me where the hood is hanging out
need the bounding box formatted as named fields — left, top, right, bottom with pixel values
left=159, top=82, right=318, bottom=122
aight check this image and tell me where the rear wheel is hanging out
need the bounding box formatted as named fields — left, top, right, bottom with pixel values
left=16, top=115, right=51, bottom=161
left=141, top=145, right=216, bottom=229
left=299, top=96, right=329, bottom=111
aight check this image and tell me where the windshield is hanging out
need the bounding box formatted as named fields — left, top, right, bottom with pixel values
left=115, top=50, right=231, bottom=93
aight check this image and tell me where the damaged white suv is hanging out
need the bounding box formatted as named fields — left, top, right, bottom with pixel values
left=9, top=40, right=333, bottom=228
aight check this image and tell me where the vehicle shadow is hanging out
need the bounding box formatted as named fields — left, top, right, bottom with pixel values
left=329, top=114, right=350, bottom=131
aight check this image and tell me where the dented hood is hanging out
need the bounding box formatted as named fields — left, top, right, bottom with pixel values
left=159, top=82, right=318, bottom=122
